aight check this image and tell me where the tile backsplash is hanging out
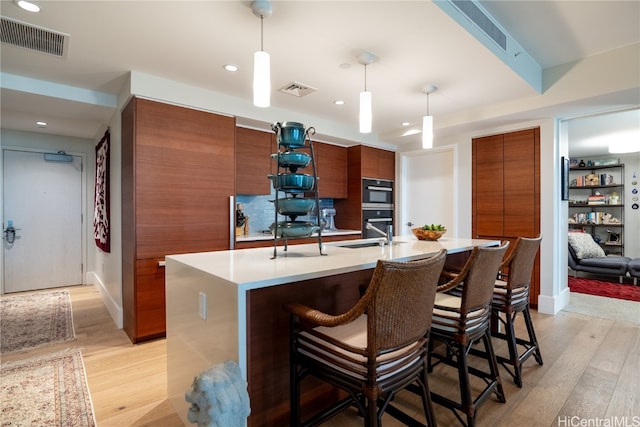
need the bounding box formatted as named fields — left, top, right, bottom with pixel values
left=237, top=189, right=334, bottom=233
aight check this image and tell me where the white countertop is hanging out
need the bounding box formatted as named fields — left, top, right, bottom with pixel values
left=166, top=236, right=499, bottom=291
left=236, top=229, right=361, bottom=242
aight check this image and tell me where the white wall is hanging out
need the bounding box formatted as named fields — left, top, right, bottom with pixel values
left=90, top=106, right=123, bottom=328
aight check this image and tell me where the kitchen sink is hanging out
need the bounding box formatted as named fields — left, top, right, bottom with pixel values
left=336, top=241, right=406, bottom=249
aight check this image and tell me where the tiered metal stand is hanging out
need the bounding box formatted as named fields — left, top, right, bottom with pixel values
left=270, top=123, right=324, bottom=259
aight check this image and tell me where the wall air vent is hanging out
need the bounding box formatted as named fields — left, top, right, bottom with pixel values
left=0, top=16, right=69, bottom=58
left=279, top=81, right=318, bottom=97
left=450, top=0, right=506, bottom=51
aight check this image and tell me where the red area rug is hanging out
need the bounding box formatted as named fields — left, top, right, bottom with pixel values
left=568, top=276, right=640, bottom=302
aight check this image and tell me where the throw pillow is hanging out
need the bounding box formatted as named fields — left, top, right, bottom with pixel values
left=567, top=233, right=605, bottom=259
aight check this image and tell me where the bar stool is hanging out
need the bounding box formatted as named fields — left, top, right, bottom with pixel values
left=427, top=243, right=509, bottom=427
left=491, top=235, right=543, bottom=387
left=285, top=250, right=447, bottom=427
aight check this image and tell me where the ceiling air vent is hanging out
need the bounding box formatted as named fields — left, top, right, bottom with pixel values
left=279, top=81, right=318, bottom=97
left=450, top=0, right=506, bottom=51
left=1, top=16, right=69, bottom=58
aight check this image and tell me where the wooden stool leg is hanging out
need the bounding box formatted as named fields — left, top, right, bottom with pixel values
left=504, top=311, right=523, bottom=387
left=483, top=329, right=506, bottom=403
left=523, top=306, right=543, bottom=365
left=455, top=343, right=476, bottom=427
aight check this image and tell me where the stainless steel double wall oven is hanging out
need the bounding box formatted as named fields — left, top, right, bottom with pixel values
left=362, top=178, right=394, bottom=239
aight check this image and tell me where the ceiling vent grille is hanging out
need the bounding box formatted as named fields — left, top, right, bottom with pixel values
left=450, top=0, right=506, bottom=51
left=0, top=17, right=69, bottom=58
left=279, top=81, right=318, bottom=97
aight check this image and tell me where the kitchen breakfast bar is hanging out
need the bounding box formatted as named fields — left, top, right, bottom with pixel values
left=165, top=236, right=499, bottom=427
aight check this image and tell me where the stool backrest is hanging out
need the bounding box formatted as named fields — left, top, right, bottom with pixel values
left=460, top=243, right=509, bottom=314
left=504, top=235, right=542, bottom=291
left=364, top=249, right=446, bottom=355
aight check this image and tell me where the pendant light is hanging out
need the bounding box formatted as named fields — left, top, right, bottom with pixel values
left=251, top=1, right=272, bottom=108
left=422, top=84, right=438, bottom=149
left=358, top=52, right=376, bottom=134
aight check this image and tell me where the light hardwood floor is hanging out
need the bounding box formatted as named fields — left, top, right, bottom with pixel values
left=3, top=285, right=638, bottom=426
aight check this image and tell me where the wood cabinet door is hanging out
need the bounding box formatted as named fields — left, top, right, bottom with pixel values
left=359, top=145, right=395, bottom=181
left=314, top=142, right=347, bottom=199
left=134, top=99, right=235, bottom=259
left=133, top=258, right=166, bottom=341
left=503, top=128, right=539, bottom=237
left=377, top=148, right=395, bottom=180
left=473, top=134, right=504, bottom=237
left=236, top=127, right=272, bottom=195
left=360, top=146, right=379, bottom=179
left=472, top=128, right=540, bottom=306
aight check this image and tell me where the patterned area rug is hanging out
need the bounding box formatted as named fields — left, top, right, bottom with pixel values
left=568, top=276, right=640, bottom=302
left=0, top=289, right=75, bottom=353
left=0, top=349, right=96, bottom=426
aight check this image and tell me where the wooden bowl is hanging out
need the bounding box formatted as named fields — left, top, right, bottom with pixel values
left=412, top=228, right=446, bottom=241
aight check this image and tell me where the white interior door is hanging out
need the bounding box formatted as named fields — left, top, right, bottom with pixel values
left=3, top=149, right=83, bottom=293
left=399, top=147, right=456, bottom=237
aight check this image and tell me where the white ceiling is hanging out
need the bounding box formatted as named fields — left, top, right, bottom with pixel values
left=1, top=0, right=639, bottom=154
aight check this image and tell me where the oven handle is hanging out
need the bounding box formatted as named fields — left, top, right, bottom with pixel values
left=362, top=203, right=394, bottom=210
left=367, top=218, right=393, bottom=222
left=366, top=186, right=392, bottom=192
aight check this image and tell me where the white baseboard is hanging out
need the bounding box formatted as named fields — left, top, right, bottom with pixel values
left=85, top=271, right=123, bottom=329
left=538, top=286, right=570, bottom=315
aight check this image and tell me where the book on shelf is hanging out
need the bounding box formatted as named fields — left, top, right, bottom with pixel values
left=599, top=174, right=614, bottom=185
left=587, top=195, right=607, bottom=205
left=572, top=174, right=615, bottom=187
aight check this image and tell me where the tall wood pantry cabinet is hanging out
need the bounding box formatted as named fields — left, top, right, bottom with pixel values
left=472, top=128, right=541, bottom=306
left=121, top=97, right=236, bottom=343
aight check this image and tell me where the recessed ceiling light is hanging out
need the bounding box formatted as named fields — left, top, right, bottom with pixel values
left=401, top=122, right=410, bottom=126
left=15, top=0, right=40, bottom=12
left=36, top=121, right=47, bottom=127
left=334, top=100, right=345, bottom=105
left=223, top=64, right=239, bottom=72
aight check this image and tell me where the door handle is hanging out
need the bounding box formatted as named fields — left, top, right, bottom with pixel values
left=3, top=220, right=20, bottom=244
left=407, top=222, right=414, bottom=226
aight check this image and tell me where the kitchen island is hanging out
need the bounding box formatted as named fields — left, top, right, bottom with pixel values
left=165, top=236, right=499, bottom=426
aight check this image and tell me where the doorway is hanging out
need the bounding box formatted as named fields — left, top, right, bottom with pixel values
left=399, top=146, right=457, bottom=237
left=2, top=149, right=84, bottom=293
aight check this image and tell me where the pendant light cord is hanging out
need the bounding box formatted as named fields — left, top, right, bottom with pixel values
left=363, top=64, right=368, bottom=91
left=260, top=15, right=264, bottom=51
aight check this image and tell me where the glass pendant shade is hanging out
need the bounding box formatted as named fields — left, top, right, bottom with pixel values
left=359, top=91, right=372, bottom=133
left=422, top=115, right=433, bottom=149
left=253, top=51, right=270, bottom=108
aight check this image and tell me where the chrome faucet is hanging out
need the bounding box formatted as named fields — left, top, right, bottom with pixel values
left=366, top=223, right=393, bottom=244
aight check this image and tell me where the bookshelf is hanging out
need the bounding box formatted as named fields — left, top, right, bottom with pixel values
left=568, top=163, right=624, bottom=255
